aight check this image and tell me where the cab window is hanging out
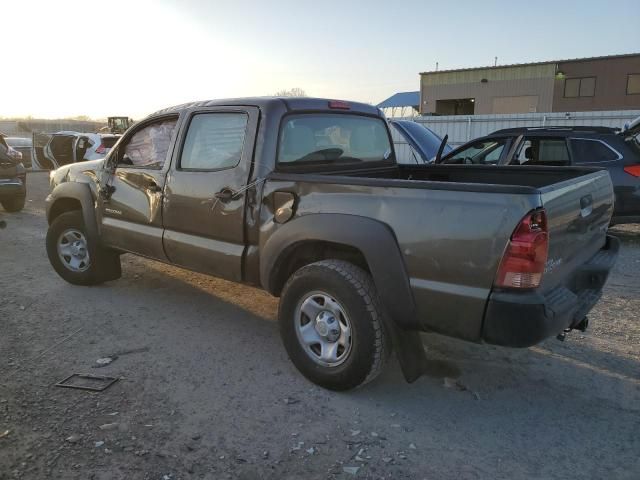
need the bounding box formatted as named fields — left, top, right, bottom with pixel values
left=277, top=114, right=393, bottom=168
left=180, top=113, right=248, bottom=170
left=120, top=117, right=178, bottom=168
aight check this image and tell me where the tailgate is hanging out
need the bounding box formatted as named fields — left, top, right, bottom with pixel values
left=539, top=170, right=613, bottom=290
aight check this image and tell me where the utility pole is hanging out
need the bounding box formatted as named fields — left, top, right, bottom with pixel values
left=494, top=56, right=498, bottom=66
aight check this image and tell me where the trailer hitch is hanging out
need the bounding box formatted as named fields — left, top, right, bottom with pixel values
left=556, top=317, right=589, bottom=341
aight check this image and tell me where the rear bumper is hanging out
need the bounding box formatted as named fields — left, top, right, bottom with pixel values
left=481, top=235, right=619, bottom=347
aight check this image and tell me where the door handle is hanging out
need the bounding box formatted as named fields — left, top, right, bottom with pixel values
left=214, top=188, right=240, bottom=203
left=147, top=181, right=162, bottom=193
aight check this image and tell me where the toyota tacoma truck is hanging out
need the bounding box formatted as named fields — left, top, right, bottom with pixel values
left=45, top=97, right=619, bottom=390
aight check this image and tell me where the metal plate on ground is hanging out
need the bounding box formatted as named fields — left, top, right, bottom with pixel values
left=55, top=373, right=119, bottom=392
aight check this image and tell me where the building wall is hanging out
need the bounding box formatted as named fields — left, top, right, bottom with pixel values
left=552, top=55, right=640, bottom=112
left=420, top=64, right=556, bottom=115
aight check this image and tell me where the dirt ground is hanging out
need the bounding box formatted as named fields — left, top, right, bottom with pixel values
left=1, top=172, right=639, bottom=480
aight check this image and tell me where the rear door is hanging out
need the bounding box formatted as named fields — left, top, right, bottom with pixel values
left=162, top=106, right=258, bottom=282
left=98, top=115, right=179, bottom=260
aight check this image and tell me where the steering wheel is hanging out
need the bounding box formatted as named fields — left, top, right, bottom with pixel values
left=464, top=157, right=474, bottom=165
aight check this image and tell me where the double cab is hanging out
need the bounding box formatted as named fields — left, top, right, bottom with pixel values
left=46, top=97, right=618, bottom=390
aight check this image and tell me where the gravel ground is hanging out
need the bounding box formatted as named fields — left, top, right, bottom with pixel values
left=0, top=172, right=639, bottom=480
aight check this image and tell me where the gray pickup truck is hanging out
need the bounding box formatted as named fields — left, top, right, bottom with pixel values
left=46, top=97, right=619, bottom=390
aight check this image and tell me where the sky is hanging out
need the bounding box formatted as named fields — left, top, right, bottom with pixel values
left=1, top=0, right=639, bottom=119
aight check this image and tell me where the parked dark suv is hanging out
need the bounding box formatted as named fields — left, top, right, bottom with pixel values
left=0, top=133, right=27, bottom=212
left=439, top=120, right=640, bottom=225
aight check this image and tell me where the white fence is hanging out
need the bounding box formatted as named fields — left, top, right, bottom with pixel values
left=409, top=110, right=640, bottom=147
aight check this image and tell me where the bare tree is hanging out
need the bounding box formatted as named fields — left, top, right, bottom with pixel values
left=273, top=88, right=307, bottom=97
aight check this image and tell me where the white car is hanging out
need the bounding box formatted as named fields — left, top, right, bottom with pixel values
left=32, top=131, right=120, bottom=170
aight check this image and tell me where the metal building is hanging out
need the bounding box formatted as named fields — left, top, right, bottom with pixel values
left=420, top=53, right=640, bottom=115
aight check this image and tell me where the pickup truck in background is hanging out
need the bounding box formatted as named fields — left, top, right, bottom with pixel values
left=45, top=97, right=619, bottom=390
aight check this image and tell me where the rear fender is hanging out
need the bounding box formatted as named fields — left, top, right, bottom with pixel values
left=261, top=214, right=428, bottom=383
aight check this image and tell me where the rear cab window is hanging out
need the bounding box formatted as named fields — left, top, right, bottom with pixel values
left=277, top=114, right=394, bottom=170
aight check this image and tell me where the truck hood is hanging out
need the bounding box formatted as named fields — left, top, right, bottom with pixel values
left=51, top=158, right=106, bottom=187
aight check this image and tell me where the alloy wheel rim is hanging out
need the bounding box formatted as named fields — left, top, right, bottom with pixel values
left=57, top=228, right=91, bottom=272
left=294, top=291, right=352, bottom=367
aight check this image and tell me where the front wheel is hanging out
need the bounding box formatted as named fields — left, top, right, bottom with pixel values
left=278, top=260, right=389, bottom=391
left=46, top=210, right=120, bottom=286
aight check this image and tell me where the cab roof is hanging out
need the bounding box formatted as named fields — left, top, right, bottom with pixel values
left=149, top=97, right=381, bottom=119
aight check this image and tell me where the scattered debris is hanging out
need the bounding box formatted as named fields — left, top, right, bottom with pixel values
left=409, top=443, right=417, bottom=450
left=65, top=434, right=81, bottom=443
left=290, top=441, right=305, bottom=452
left=382, top=456, right=393, bottom=464
left=98, top=423, right=118, bottom=431
left=94, top=357, right=117, bottom=368
left=444, top=377, right=469, bottom=391
left=370, top=432, right=379, bottom=437
left=350, top=430, right=361, bottom=436
left=94, top=441, right=105, bottom=448
left=343, top=466, right=360, bottom=475
left=191, top=434, right=201, bottom=441
left=0, top=430, right=10, bottom=439
left=262, top=451, right=269, bottom=459
left=283, top=397, right=300, bottom=405
left=306, top=447, right=315, bottom=455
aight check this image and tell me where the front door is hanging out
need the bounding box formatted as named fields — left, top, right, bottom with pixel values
left=99, top=114, right=179, bottom=260
left=162, top=106, right=259, bottom=282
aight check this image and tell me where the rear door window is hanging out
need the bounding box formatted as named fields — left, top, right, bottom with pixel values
left=180, top=113, right=248, bottom=170
left=514, top=137, right=570, bottom=166
left=277, top=114, right=393, bottom=168
left=570, top=138, right=621, bottom=163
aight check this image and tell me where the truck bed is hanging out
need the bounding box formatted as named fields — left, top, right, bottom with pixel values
left=266, top=164, right=613, bottom=343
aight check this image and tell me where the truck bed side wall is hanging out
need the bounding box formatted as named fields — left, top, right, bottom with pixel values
left=259, top=177, right=541, bottom=341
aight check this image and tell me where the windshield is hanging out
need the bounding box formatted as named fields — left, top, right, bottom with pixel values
left=278, top=114, right=393, bottom=167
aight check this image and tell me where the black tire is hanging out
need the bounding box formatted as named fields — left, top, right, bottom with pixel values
left=278, top=260, right=390, bottom=391
left=46, top=210, right=120, bottom=286
left=1, top=195, right=26, bottom=212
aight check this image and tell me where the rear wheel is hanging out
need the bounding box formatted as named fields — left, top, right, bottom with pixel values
left=278, top=260, right=389, bottom=391
left=1, top=195, right=26, bottom=212
left=46, top=210, right=120, bottom=285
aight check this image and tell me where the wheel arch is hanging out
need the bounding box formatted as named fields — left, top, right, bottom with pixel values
left=261, top=214, right=417, bottom=329
left=46, top=182, right=99, bottom=244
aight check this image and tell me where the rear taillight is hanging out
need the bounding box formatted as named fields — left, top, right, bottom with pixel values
left=624, top=165, right=640, bottom=177
left=95, top=144, right=106, bottom=154
left=495, top=209, right=548, bottom=289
